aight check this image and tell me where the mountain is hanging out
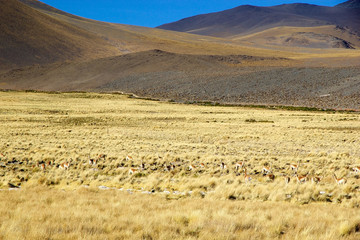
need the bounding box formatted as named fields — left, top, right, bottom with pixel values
left=336, top=0, right=360, bottom=8
left=1, top=0, right=360, bottom=110
left=4, top=0, right=293, bottom=72
left=1, top=49, right=360, bottom=110
left=157, top=3, right=360, bottom=38
left=18, top=0, right=85, bottom=20
left=0, top=0, right=120, bottom=71
left=17, top=0, right=300, bottom=58
left=0, top=49, right=290, bottom=91
left=233, top=25, right=360, bottom=49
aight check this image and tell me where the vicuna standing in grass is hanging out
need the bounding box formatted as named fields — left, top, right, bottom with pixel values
left=333, top=173, right=347, bottom=185
left=243, top=167, right=252, bottom=184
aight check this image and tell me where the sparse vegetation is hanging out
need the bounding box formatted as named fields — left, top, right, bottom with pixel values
left=0, top=91, right=360, bottom=239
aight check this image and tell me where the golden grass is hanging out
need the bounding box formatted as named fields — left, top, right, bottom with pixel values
left=0, top=187, right=360, bottom=239
left=0, top=91, right=360, bottom=239
left=0, top=188, right=360, bottom=239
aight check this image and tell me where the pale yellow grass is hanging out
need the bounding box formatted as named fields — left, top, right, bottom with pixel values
left=0, top=187, right=360, bottom=239
left=0, top=91, right=360, bottom=239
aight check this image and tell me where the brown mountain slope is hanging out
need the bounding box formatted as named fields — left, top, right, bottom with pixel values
left=0, top=0, right=120, bottom=71
left=336, top=0, right=360, bottom=8
left=19, top=0, right=360, bottom=59
left=0, top=50, right=290, bottom=91
left=157, top=3, right=360, bottom=39
left=18, top=0, right=305, bottom=58
left=1, top=50, right=360, bottom=110
left=18, top=0, right=85, bottom=20
left=234, top=26, right=360, bottom=49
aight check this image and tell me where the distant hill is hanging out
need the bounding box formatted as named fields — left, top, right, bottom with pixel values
left=18, top=0, right=299, bottom=58
left=1, top=49, right=360, bottom=110
left=157, top=2, right=360, bottom=38
left=336, top=0, right=360, bottom=8
left=233, top=25, right=360, bottom=49
left=0, top=0, right=120, bottom=71
left=0, top=49, right=289, bottom=91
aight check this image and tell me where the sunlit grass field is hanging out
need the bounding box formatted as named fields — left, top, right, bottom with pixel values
left=0, top=91, right=360, bottom=239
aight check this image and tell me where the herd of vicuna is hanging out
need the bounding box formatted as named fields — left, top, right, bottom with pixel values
left=1, top=153, right=359, bottom=185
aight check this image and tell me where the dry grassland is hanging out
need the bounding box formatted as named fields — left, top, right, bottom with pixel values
left=1, top=188, right=360, bottom=240
left=0, top=91, right=360, bottom=239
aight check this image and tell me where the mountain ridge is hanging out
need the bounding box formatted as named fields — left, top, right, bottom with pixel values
left=1, top=49, right=359, bottom=110
left=157, top=2, right=360, bottom=38
left=336, top=0, right=360, bottom=8
left=0, top=0, right=120, bottom=70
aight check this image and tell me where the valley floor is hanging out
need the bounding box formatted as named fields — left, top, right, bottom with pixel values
left=0, top=91, right=360, bottom=239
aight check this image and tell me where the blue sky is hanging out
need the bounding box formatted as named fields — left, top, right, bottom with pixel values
left=40, top=0, right=346, bottom=27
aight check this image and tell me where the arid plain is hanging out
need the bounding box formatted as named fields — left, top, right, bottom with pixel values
left=0, top=91, right=360, bottom=239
